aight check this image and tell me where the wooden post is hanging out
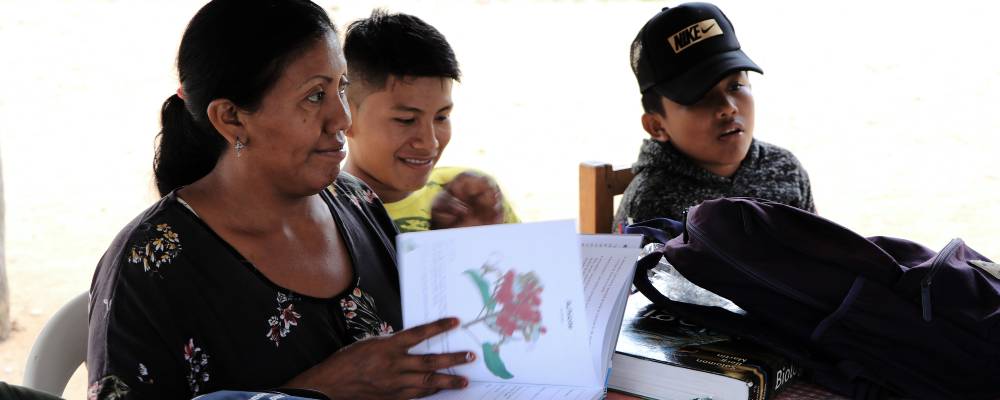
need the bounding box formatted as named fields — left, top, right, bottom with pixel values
left=579, top=162, right=612, bottom=234
left=579, top=161, right=635, bottom=234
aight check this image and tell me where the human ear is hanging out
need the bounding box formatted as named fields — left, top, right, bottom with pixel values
left=641, top=113, right=670, bottom=143
left=206, top=98, right=246, bottom=145
left=344, top=103, right=360, bottom=139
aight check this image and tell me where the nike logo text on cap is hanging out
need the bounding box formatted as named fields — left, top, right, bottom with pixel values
left=667, top=18, right=723, bottom=53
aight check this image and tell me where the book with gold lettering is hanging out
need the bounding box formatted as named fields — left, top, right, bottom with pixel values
left=608, top=292, right=800, bottom=400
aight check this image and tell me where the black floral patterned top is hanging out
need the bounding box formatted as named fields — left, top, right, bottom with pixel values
left=87, top=174, right=401, bottom=400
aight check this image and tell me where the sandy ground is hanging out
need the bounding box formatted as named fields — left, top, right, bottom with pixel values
left=1, top=0, right=998, bottom=398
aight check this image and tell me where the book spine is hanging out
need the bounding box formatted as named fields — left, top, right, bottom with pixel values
left=762, top=361, right=801, bottom=400
left=674, top=347, right=801, bottom=400
left=681, top=352, right=768, bottom=400
left=737, top=353, right=800, bottom=400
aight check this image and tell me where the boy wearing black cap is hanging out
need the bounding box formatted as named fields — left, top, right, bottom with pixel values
left=613, top=2, right=815, bottom=229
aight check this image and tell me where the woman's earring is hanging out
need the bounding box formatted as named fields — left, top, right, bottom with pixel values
left=234, top=137, right=246, bottom=158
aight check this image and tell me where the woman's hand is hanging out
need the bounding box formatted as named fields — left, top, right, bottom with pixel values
left=286, top=317, right=475, bottom=399
left=430, top=172, right=505, bottom=229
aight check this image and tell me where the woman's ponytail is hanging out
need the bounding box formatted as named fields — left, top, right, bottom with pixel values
left=153, top=94, right=225, bottom=196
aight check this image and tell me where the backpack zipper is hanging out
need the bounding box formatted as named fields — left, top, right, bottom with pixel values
left=920, top=238, right=962, bottom=322
left=686, top=222, right=827, bottom=311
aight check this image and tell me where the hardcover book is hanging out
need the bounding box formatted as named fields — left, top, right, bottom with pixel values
left=608, top=293, right=800, bottom=400
left=398, top=220, right=643, bottom=399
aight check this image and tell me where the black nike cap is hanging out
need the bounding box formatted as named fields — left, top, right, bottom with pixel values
left=631, top=2, right=762, bottom=105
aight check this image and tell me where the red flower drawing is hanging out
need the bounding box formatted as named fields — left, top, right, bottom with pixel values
left=464, top=265, right=547, bottom=380
left=494, top=271, right=543, bottom=337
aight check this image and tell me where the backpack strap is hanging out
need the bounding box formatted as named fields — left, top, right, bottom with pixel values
left=622, top=218, right=684, bottom=245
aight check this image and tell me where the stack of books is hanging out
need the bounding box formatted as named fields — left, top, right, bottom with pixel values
left=608, top=292, right=801, bottom=400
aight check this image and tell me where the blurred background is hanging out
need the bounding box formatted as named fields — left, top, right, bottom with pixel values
left=1, top=0, right=998, bottom=398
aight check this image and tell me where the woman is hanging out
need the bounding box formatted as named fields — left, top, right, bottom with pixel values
left=86, top=1, right=473, bottom=399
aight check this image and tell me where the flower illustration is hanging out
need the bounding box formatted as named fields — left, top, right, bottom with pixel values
left=361, top=189, right=378, bottom=203
left=378, top=321, right=394, bottom=336
left=279, top=304, right=301, bottom=330
left=340, top=285, right=395, bottom=341
left=127, top=222, right=182, bottom=275
left=266, top=316, right=282, bottom=346
left=88, top=375, right=129, bottom=400
left=137, top=363, right=153, bottom=384
left=265, top=292, right=301, bottom=347
left=182, top=338, right=210, bottom=395
left=347, top=194, right=361, bottom=210
left=494, top=271, right=544, bottom=339
left=463, top=265, right=547, bottom=380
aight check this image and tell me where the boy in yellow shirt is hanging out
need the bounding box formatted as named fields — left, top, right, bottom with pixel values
left=342, top=10, right=518, bottom=232
left=385, top=167, right=519, bottom=232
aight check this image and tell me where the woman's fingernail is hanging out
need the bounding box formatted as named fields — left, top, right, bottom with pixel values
left=466, top=352, right=476, bottom=362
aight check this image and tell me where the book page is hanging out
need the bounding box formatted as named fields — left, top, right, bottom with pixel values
left=399, top=221, right=599, bottom=388
left=579, top=234, right=643, bottom=249
left=429, top=382, right=603, bottom=400
left=578, top=235, right=642, bottom=380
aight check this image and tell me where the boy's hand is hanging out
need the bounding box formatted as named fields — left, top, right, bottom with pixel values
left=430, top=171, right=505, bottom=229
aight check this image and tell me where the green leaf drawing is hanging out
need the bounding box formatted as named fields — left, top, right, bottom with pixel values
left=464, top=269, right=496, bottom=313
left=481, top=342, right=514, bottom=379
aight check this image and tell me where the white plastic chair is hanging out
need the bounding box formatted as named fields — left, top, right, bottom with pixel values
left=23, top=291, right=89, bottom=396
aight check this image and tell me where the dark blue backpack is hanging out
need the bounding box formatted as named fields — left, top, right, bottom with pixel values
left=628, top=197, right=1000, bottom=400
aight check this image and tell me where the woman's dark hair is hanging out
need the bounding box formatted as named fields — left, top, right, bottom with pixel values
left=343, top=9, right=460, bottom=96
left=154, top=0, right=336, bottom=196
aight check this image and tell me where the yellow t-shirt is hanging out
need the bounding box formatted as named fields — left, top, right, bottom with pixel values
left=384, top=166, right=520, bottom=233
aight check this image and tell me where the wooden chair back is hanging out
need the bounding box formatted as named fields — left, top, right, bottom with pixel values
left=579, top=161, right=635, bottom=234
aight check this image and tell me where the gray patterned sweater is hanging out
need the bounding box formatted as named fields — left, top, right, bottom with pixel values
left=613, top=138, right=814, bottom=230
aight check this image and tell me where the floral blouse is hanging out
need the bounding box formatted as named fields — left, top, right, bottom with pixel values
left=87, top=174, right=401, bottom=399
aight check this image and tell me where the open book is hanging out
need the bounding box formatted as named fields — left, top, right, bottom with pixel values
left=398, top=220, right=642, bottom=399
